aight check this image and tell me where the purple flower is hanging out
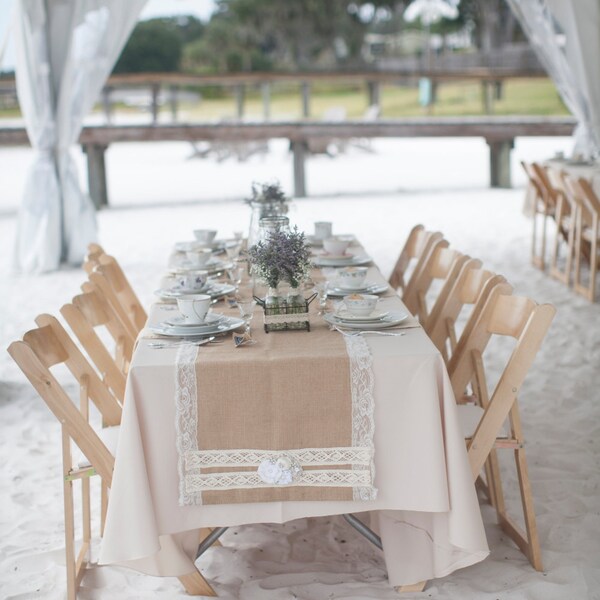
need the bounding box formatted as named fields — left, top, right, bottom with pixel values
left=248, top=226, right=312, bottom=288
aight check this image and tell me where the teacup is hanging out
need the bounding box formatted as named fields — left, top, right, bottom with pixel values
left=178, top=272, right=208, bottom=291
left=194, top=229, right=218, bottom=244
left=177, top=294, right=212, bottom=324
left=314, top=221, right=333, bottom=240
left=186, top=249, right=212, bottom=268
left=323, top=237, right=350, bottom=256
left=343, top=294, right=378, bottom=317
left=337, top=266, right=368, bottom=290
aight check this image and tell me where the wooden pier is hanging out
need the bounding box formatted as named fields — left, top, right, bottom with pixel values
left=0, top=116, right=576, bottom=204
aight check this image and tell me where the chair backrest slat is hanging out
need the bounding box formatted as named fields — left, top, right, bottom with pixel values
left=29, top=315, right=122, bottom=427
left=7, top=340, right=115, bottom=483
left=388, top=226, right=443, bottom=292
left=61, top=297, right=127, bottom=403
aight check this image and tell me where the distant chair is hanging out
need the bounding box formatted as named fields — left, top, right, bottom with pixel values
left=401, top=244, right=469, bottom=323
left=562, top=175, right=600, bottom=301
left=388, top=225, right=444, bottom=298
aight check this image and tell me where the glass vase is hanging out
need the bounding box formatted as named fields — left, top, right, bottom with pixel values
left=247, top=200, right=289, bottom=250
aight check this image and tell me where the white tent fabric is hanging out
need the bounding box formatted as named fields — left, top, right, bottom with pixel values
left=507, top=0, right=600, bottom=158
left=13, top=0, right=146, bottom=272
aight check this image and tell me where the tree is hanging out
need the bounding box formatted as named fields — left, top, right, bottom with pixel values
left=182, top=0, right=403, bottom=73
left=113, top=19, right=184, bottom=73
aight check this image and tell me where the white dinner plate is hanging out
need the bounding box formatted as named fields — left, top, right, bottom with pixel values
left=314, top=254, right=372, bottom=268
left=334, top=309, right=390, bottom=322
left=149, top=315, right=245, bottom=337
left=326, top=282, right=389, bottom=297
left=164, top=313, right=226, bottom=327
left=324, top=310, right=409, bottom=330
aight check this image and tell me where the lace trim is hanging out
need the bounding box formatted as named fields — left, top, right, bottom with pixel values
left=185, top=446, right=372, bottom=469
left=344, top=335, right=377, bottom=501
left=175, top=344, right=202, bottom=506
left=186, top=469, right=373, bottom=492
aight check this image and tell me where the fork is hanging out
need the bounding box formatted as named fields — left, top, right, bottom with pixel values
left=147, top=336, right=221, bottom=349
left=332, top=326, right=406, bottom=337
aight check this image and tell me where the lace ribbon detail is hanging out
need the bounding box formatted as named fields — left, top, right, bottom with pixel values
left=175, top=344, right=202, bottom=506
left=186, top=469, right=372, bottom=492
left=344, top=334, right=377, bottom=501
left=185, top=447, right=372, bottom=469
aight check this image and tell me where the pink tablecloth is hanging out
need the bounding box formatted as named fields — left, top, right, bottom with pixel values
left=100, top=266, right=488, bottom=587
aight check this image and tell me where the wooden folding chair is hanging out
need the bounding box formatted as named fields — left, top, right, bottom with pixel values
left=7, top=317, right=216, bottom=599
left=541, top=167, right=576, bottom=286
left=425, top=261, right=508, bottom=364
left=86, top=256, right=147, bottom=341
left=448, top=293, right=556, bottom=571
left=562, top=176, right=600, bottom=302
left=61, top=287, right=135, bottom=402
left=522, top=162, right=556, bottom=270
left=401, top=244, right=470, bottom=323
left=83, top=243, right=106, bottom=275
left=388, top=225, right=443, bottom=295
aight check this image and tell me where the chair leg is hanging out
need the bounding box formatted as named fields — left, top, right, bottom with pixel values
left=395, top=580, right=427, bottom=592
left=532, top=210, right=545, bottom=270
left=82, top=476, right=91, bottom=545
left=100, top=482, right=108, bottom=536
left=513, top=446, right=543, bottom=571
left=588, top=224, right=598, bottom=302
left=178, top=568, right=217, bottom=596
left=64, top=474, right=77, bottom=600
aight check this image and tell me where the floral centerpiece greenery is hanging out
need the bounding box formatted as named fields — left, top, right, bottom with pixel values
left=245, top=181, right=288, bottom=206
left=247, top=226, right=312, bottom=290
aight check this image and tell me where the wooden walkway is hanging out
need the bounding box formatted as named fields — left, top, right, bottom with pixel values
left=0, top=116, right=576, bottom=203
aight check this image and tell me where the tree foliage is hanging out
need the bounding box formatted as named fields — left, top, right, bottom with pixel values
left=114, top=18, right=200, bottom=73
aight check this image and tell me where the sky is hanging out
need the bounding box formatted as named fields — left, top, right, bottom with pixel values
left=0, top=0, right=217, bottom=70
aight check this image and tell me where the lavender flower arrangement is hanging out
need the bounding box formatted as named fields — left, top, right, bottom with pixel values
left=245, top=181, right=288, bottom=206
left=248, top=227, right=312, bottom=290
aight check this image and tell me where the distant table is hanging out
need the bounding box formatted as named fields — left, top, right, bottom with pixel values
left=100, top=246, right=488, bottom=589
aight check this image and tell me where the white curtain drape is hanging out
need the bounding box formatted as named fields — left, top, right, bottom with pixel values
left=13, top=0, right=146, bottom=272
left=506, top=0, right=600, bottom=159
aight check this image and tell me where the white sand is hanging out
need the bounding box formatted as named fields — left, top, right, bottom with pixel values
left=1, top=138, right=599, bottom=599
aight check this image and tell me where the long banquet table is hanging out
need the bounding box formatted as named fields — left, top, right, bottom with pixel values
left=99, top=242, right=489, bottom=589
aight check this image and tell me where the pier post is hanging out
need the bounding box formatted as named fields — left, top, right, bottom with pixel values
left=83, top=143, right=109, bottom=209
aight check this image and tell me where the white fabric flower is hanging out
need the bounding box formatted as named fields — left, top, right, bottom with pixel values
left=277, top=470, right=293, bottom=485
left=258, top=459, right=282, bottom=484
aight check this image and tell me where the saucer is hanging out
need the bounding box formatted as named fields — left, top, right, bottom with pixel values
left=326, top=282, right=389, bottom=297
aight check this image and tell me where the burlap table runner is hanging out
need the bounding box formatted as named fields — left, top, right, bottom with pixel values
left=175, top=261, right=377, bottom=506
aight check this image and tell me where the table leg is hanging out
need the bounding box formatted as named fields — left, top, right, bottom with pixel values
left=200, top=527, right=222, bottom=548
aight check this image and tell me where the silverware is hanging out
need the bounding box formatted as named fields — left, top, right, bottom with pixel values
left=147, top=336, right=219, bottom=349
left=332, top=326, right=406, bottom=337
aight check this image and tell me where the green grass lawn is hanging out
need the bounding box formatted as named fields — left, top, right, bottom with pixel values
left=177, top=78, right=568, bottom=121
left=0, top=77, right=568, bottom=122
